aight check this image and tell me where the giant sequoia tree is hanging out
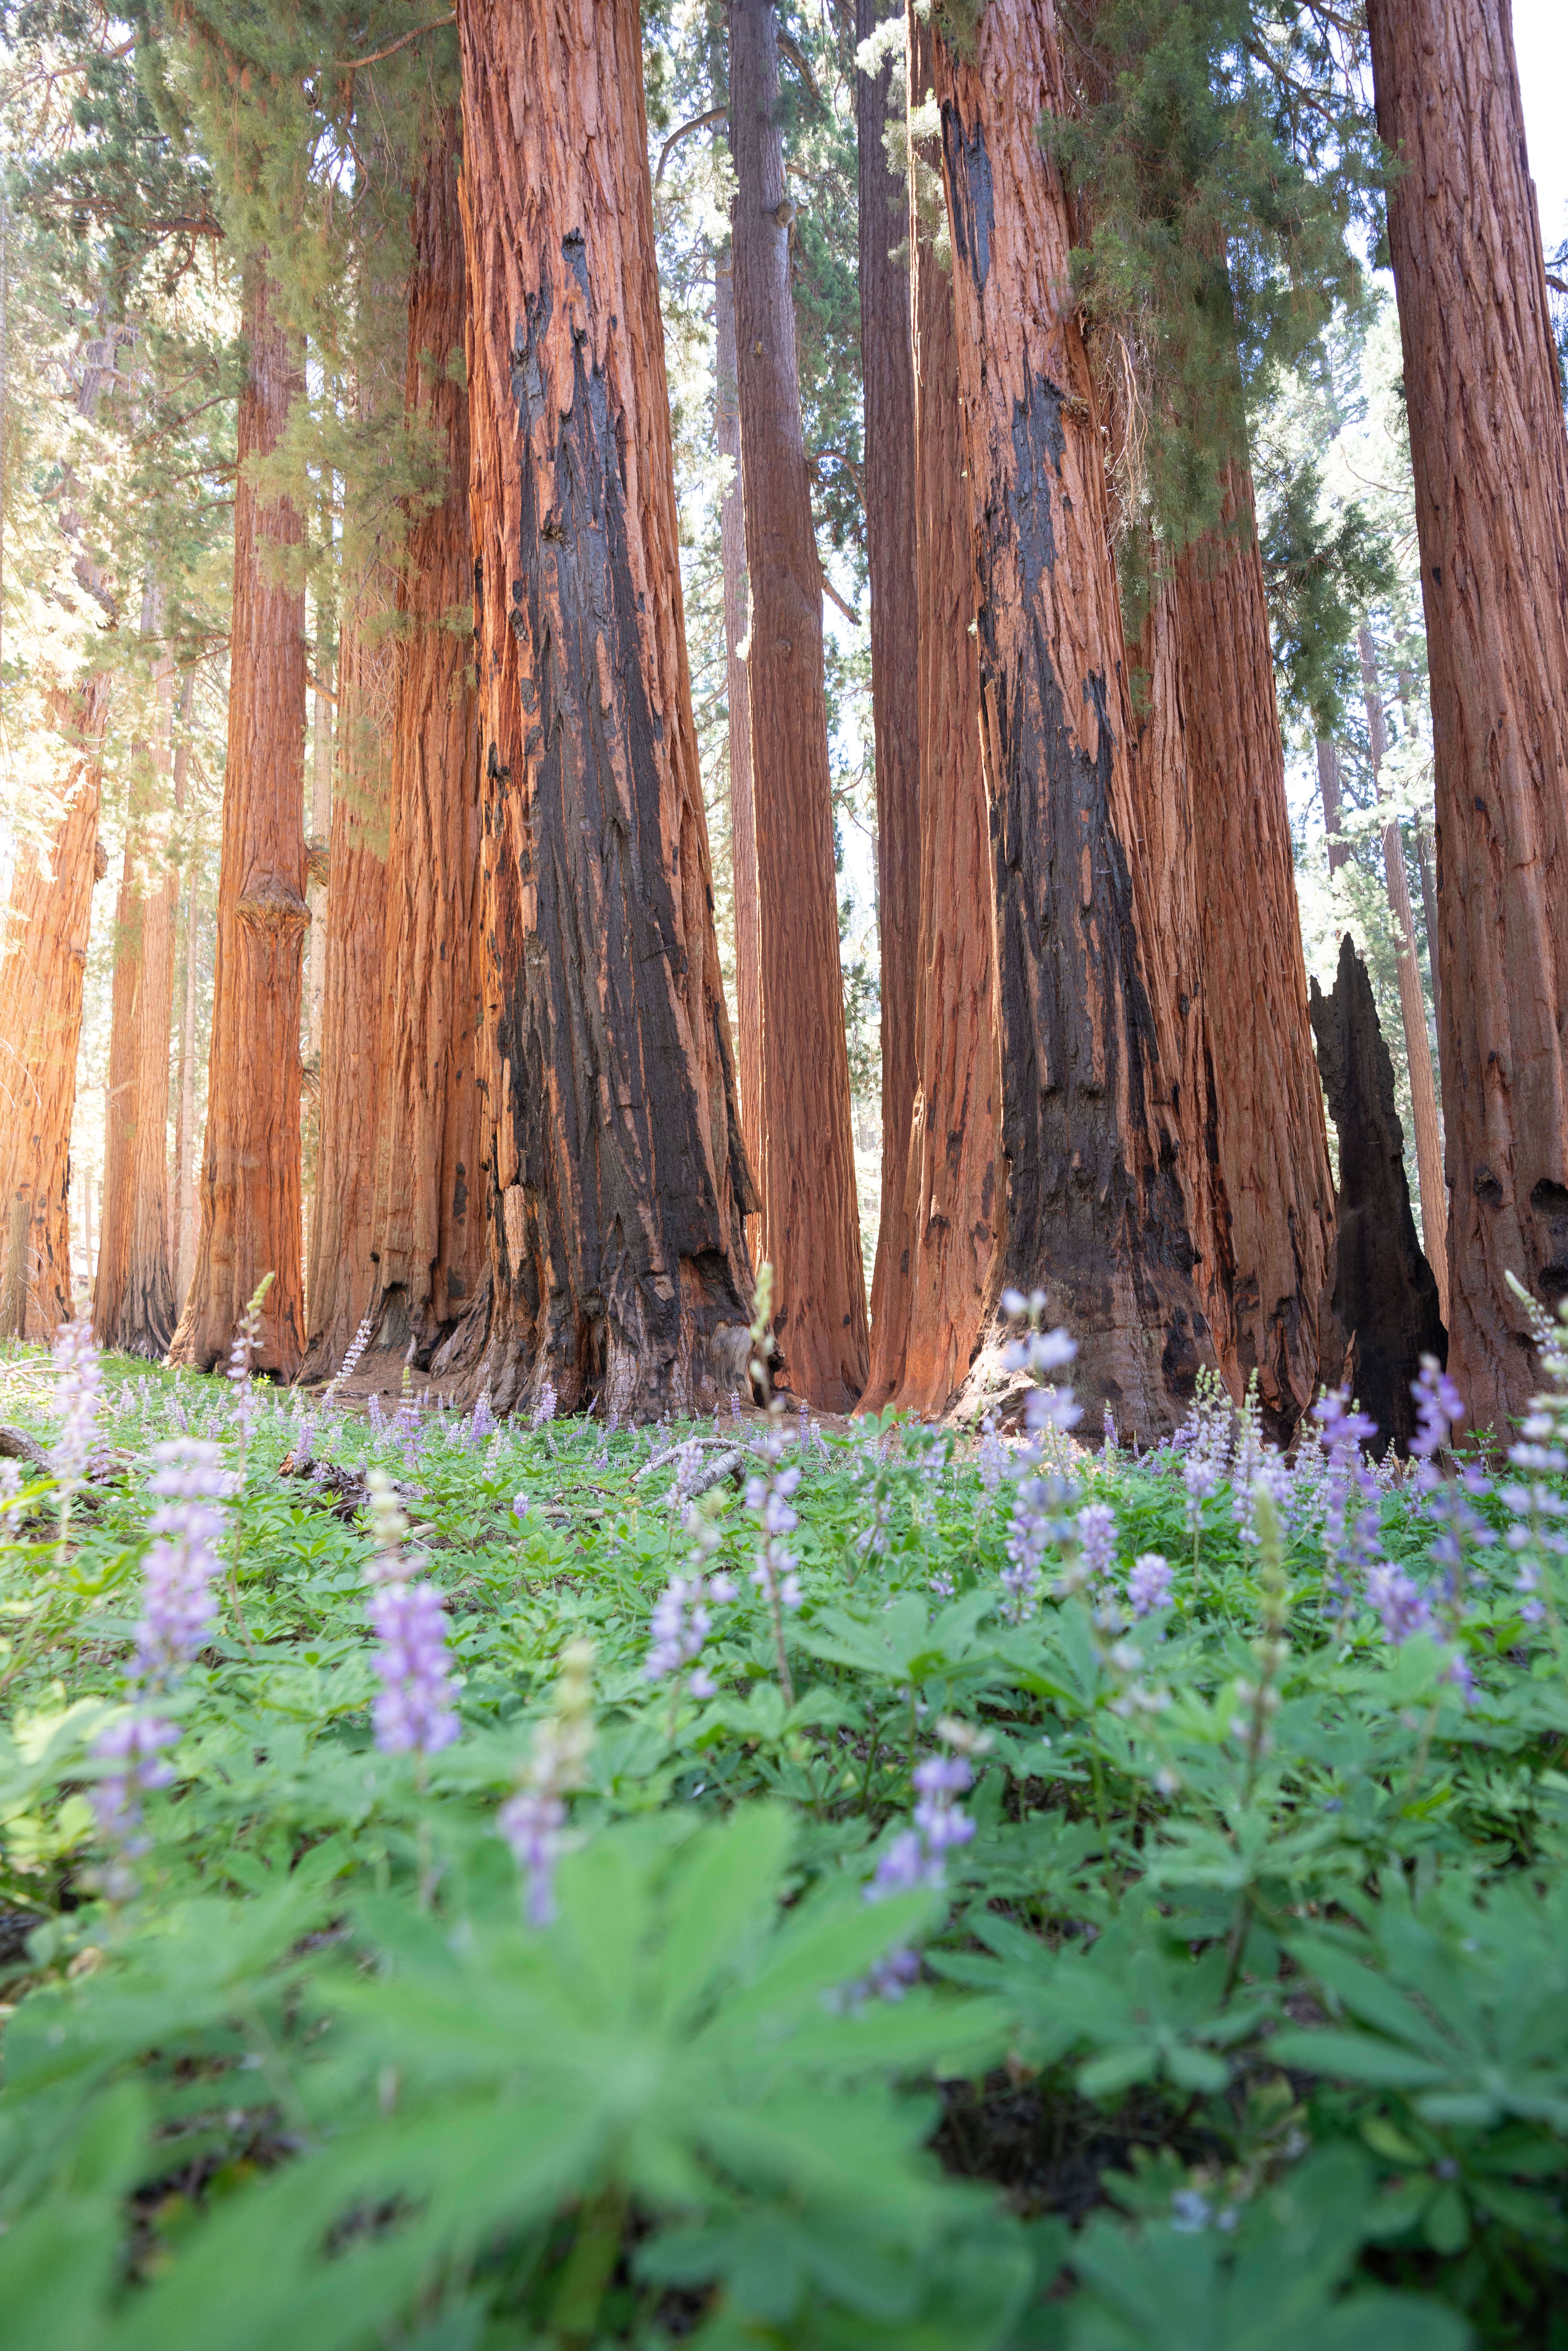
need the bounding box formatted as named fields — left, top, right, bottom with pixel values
left=454, top=0, right=756, bottom=1418
left=170, top=258, right=308, bottom=1377
left=932, top=0, right=1207, bottom=1439
left=1367, top=0, right=1568, bottom=1430
left=368, top=122, right=488, bottom=1362
left=864, top=6, right=998, bottom=1417
left=730, top=0, right=869, bottom=1411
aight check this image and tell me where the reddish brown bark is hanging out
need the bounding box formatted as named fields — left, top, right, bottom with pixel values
left=0, top=683, right=108, bottom=1337
left=933, top=3, right=1205, bottom=1439
left=731, top=0, right=869, bottom=1409
left=454, top=0, right=756, bottom=1418
left=714, top=254, right=762, bottom=1249
left=858, top=0, right=922, bottom=1402
left=1164, top=481, right=1342, bottom=1440
left=169, top=257, right=308, bottom=1376
left=865, top=9, right=998, bottom=1418
left=97, top=631, right=180, bottom=1355
left=1368, top=0, right=1568, bottom=1428
left=366, top=127, right=487, bottom=1362
left=1359, top=625, right=1449, bottom=1322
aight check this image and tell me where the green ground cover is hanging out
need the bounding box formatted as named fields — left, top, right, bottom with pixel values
left=1, top=1300, right=1566, bottom=2349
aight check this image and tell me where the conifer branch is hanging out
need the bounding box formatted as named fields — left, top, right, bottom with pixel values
left=333, top=11, right=456, bottom=74
left=655, top=107, right=728, bottom=186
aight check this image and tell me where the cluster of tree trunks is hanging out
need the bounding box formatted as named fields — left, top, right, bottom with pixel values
left=1368, top=0, right=1568, bottom=1433
left=452, top=0, right=755, bottom=1418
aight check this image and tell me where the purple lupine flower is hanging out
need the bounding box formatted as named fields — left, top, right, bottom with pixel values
left=912, top=1753, right=975, bottom=1855
left=498, top=1637, right=595, bottom=1925
left=746, top=1453, right=803, bottom=1609
left=1129, top=1551, right=1174, bottom=1616
left=1314, top=1388, right=1384, bottom=1593
left=50, top=1319, right=102, bottom=1492
left=1364, top=1560, right=1432, bottom=1644
left=1407, top=1357, right=1494, bottom=1614
left=729, top=1389, right=743, bottom=1426
left=1102, top=1403, right=1118, bottom=1457
left=324, top=1310, right=374, bottom=1406
left=369, top=1577, right=459, bottom=1755
left=470, top=1389, right=495, bottom=1444
left=977, top=1415, right=1009, bottom=1494
left=1075, top=1502, right=1117, bottom=1585
left=1183, top=1451, right=1220, bottom=1534
left=530, top=1378, right=557, bottom=1430
left=90, top=1713, right=177, bottom=1859
left=867, top=1828, right=944, bottom=1900
left=132, top=1439, right=234, bottom=1688
left=363, top=1467, right=457, bottom=1758
left=645, top=1515, right=735, bottom=1699
left=931, top=1571, right=956, bottom=1600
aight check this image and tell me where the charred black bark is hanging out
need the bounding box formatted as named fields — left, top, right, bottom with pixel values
left=1310, top=933, right=1446, bottom=1452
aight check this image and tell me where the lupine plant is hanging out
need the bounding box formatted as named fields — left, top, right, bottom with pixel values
left=0, top=1289, right=1567, bottom=2346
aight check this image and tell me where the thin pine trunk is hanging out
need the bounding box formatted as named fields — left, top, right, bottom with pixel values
left=1368, top=0, right=1568, bottom=1424
left=713, top=254, right=761, bottom=1256
left=454, top=0, right=756, bottom=1417
left=858, top=0, right=922, bottom=1400
left=1358, top=625, right=1449, bottom=1322
left=730, top=0, right=869, bottom=1409
left=169, top=256, right=308, bottom=1375
left=1316, top=738, right=1349, bottom=875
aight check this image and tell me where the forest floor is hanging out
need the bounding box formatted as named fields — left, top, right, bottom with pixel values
left=0, top=1331, right=1564, bottom=2349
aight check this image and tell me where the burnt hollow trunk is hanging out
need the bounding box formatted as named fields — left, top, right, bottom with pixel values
left=857, top=0, right=922, bottom=1401
left=933, top=5, right=1206, bottom=1441
left=455, top=0, right=756, bottom=1419
left=730, top=0, right=869, bottom=1409
left=168, top=257, right=308, bottom=1377
left=368, top=123, right=488, bottom=1365
left=1368, top=0, right=1568, bottom=1431
left=864, top=6, right=999, bottom=1418
left=1310, top=933, right=1446, bottom=1452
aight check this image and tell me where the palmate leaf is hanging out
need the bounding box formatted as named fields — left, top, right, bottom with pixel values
left=1271, top=1874, right=1568, bottom=2130
left=797, top=1590, right=995, bottom=1688
left=92, top=1804, right=1017, bottom=2351
left=1063, top=2147, right=1471, bottom=2351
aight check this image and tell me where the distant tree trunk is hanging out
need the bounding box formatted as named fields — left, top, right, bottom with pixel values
left=714, top=253, right=762, bottom=1262
left=301, top=347, right=398, bottom=1380
left=1165, top=472, right=1341, bottom=1441
left=1316, top=737, right=1349, bottom=875
left=0, top=681, right=108, bottom=1337
left=1358, top=624, right=1449, bottom=1322
left=1368, top=0, right=1568, bottom=1425
left=367, top=123, right=487, bottom=1364
left=1413, top=814, right=1442, bottom=1040
left=169, top=256, right=308, bottom=1376
left=454, top=0, right=756, bottom=1418
left=864, top=6, right=998, bottom=1417
left=1311, top=934, right=1446, bottom=1451
left=168, top=666, right=195, bottom=1286
left=95, top=834, right=140, bottom=1340
left=730, top=0, right=869, bottom=1409
left=97, top=618, right=180, bottom=1355
left=857, top=0, right=922, bottom=1402
left=308, top=610, right=332, bottom=1057
left=932, top=5, right=1205, bottom=1439
left=175, top=841, right=200, bottom=1304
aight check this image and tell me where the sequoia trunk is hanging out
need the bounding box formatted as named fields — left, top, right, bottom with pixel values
left=858, top=0, right=922, bottom=1400
left=1359, top=625, right=1449, bottom=1321
left=714, top=255, right=761, bottom=1216
left=168, top=257, right=308, bottom=1376
left=368, top=124, right=487, bottom=1362
left=95, top=836, right=140, bottom=1340
left=301, top=318, right=399, bottom=1380
left=933, top=2, right=1205, bottom=1438
left=864, top=6, right=998, bottom=1417
left=1166, top=473, right=1341, bottom=1441
left=0, top=684, right=107, bottom=1337
left=455, top=0, right=756, bottom=1418
left=730, top=0, right=869, bottom=1409
left=1367, top=0, right=1568, bottom=1426
left=1316, top=738, right=1349, bottom=876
